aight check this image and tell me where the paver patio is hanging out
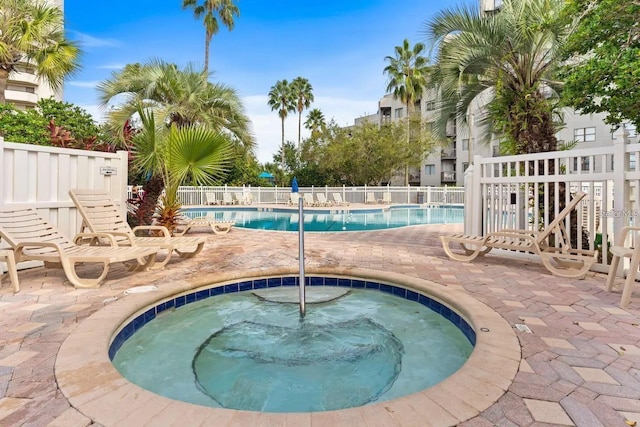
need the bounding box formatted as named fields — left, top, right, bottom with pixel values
left=1, top=222, right=639, bottom=426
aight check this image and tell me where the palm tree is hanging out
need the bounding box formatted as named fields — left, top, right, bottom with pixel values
left=383, top=39, right=429, bottom=119
left=267, top=79, right=294, bottom=173
left=0, top=0, right=80, bottom=103
left=97, top=59, right=254, bottom=151
left=383, top=38, right=430, bottom=185
left=182, top=0, right=239, bottom=74
left=304, top=108, right=326, bottom=139
left=132, top=104, right=233, bottom=233
left=98, top=60, right=246, bottom=226
left=290, top=77, right=314, bottom=149
left=423, top=0, right=567, bottom=154
left=424, top=0, right=581, bottom=245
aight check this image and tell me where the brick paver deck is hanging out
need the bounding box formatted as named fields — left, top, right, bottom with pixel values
left=1, top=223, right=639, bottom=426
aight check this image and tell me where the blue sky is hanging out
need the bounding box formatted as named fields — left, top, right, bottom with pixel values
left=63, top=0, right=451, bottom=163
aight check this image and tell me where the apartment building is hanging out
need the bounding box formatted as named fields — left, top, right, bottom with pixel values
left=4, top=0, right=64, bottom=109
left=353, top=0, right=638, bottom=186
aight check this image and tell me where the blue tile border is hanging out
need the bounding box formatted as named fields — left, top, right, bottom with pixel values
left=109, top=276, right=476, bottom=360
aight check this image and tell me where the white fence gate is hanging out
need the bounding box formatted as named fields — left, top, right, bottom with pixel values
left=464, top=127, right=637, bottom=274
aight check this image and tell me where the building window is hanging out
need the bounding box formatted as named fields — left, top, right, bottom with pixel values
left=462, top=162, right=469, bottom=172
left=425, top=100, right=436, bottom=111
left=394, top=108, right=403, bottom=119
left=573, top=156, right=590, bottom=171
left=425, top=164, right=436, bottom=175
left=625, top=123, right=637, bottom=138
left=631, top=154, right=637, bottom=171
left=574, top=127, right=596, bottom=142
left=462, top=139, right=469, bottom=151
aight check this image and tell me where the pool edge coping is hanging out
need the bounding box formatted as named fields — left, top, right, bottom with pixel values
left=55, top=267, right=520, bottom=426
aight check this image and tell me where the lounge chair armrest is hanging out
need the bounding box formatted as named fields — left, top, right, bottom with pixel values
left=132, top=225, right=171, bottom=237
left=73, top=232, right=118, bottom=246
left=14, top=241, right=64, bottom=255
left=615, top=226, right=640, bottom=244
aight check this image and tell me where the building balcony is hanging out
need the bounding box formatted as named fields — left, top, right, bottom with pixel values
left=4, top=89, right=38, bottom=106
left=441, top=149, right=456, bottom=159
left=492, top=146, right=505, bottom=157
left=441, top=171, right=456, bottom=183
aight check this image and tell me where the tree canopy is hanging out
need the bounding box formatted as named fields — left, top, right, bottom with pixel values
left=424, top=0, right=568, bottom=154
left=560, top=0, right=640, bottom=128
left=0, top=0, right=80, bottom=103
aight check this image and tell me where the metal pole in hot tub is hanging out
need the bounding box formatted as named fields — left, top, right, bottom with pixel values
left=298, top=195, right=306, bottom=317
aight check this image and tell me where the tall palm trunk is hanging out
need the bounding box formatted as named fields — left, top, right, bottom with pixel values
left=297, top=111, right=302, bottom=150
left=204, top=32, right=212, bottom=75
left=404, top=101, right=412, bottom=186
left=280, top=117, right=285, bottom=176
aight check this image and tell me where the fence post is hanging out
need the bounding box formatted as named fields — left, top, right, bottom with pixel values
left=612, top=128, right=630, bottom=249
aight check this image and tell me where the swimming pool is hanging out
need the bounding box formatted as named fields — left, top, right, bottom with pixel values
left=184, top=205, right=463, bottom=231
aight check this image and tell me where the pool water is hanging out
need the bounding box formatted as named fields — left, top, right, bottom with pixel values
left=184, top=206, right=463, bottom=231
left=112, top=288, right=473, bottom=412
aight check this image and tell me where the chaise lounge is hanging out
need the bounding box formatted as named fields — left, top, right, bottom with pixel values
left=0, top=208, right=157, bottom=288
left=69, top=189, right=206, bottom=269
left=174, top=214, right=235, bottom=236
left=440, top=191, right=598, bottom=278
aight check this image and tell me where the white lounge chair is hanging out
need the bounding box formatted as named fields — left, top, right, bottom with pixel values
left=303, top=193, right=318, bottom=207
left=233, top=192, right=244, bottom=205
left=366, top=192, right=377, bottom=204
left=174, top=214, right=235, bottom=236
left=606, top=226, right=640, bottom=307
left=440, top=191, right=597, bottom=278
left=381, top=192, right=392, bottom=204
left=316, top=193, right=332, bottom=206
left=222, top=193, right=234, bottom=205
left=69, top=189, right=206, bottom=269
left=332, top=193, right=349, bottom=206
left=0, top=208, right=157, bottom=289
left=289, top=193, right=301, bottom=206
left=205, top=192, right=219, bottom=205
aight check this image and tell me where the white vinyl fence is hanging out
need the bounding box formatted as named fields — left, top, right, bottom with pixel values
left=0, top=138, right=129, bottom=255
left=464, top=127, right=637, bottom=274
left=142, top=185, right=465, bottom=207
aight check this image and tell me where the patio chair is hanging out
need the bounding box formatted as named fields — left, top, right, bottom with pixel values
left=606, top=226, right=640, bottom=307
left=0, top=208, right=157, bottom=289
left=440, top=191, right=597, bottom=278
left=381, top=192, right=392, bottom=204
left=69, top=189, right=206, bottom=269
left=174, top=214, right=235, bottom=236
left=303, top=193, right=318, bottom=207
left=332, top=193, right=349, bottom=206
left=366, top=192, right=377, bottom=204
left=289, top=193, right=301, bottom=206
left=205, top=192, right=219, bottom=205
left=233, top=192, right=246, bottom=205
left=316, top=193, right=332, bottom=206
left=222, top=193, right=234, bottom=205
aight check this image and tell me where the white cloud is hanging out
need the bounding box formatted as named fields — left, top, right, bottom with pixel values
left=68, top=30, right=121, bottom=48
left=97, top=63, right=125, bottom=70
left=243, top=95, right=377, bottom=164
left=67, top=80, right=101, bottom=89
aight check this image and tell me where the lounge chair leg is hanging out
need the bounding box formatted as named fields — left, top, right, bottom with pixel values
left=620, top=254, right=640, bottom=308
left=175, top=242, right=205, bottom=259
left=440, top=236, right=490, bottom=262
left=62, top=260, right=109, bottom=289
left=0, top=250, right=19, bottom=292
left=125, top=254, right=157, bottom=271
left=606, top=255, right=621, bottom=292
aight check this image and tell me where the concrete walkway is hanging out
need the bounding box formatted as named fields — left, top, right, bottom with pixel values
left=0, top=224, right=639, bottom=426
